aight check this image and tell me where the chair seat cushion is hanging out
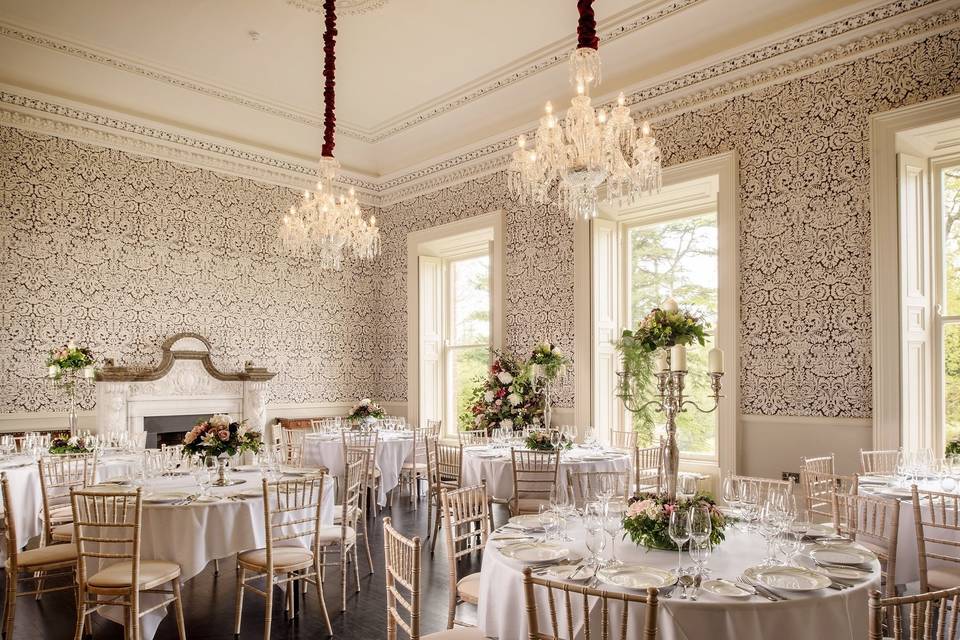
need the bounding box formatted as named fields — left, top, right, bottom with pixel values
left=51, top=522, right=73, bottom=541
left=928, top=566, right=960, bottom=590
left=423, top=628, right=486, bottom=640
left=316, top=525, right=356, bottom=545
left=13, top=542, right=77, bottom=569
left=457, top=572, right=480, bottom=604
left=332, top=505, right=361, bottom=524
left=88, top=560, right=180, bottom=590
left=238, top=547, right=313, bottom=570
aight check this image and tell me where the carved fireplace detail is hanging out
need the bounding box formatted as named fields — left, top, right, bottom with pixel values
left=94, top=333, right=276, bottom=439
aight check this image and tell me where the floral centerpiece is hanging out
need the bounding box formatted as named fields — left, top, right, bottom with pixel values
left=182, top=414, right=262, bottom=459
left=948, top=436, right=960, bottom=457
left=347, top=398, right=384, bottom=424
left=49, top=433, right=92, bottom=454
left=622, top=491, right=726, bottom=551
left=524, top=430, right=573, bottom=452
left=616, top=302, right=709, bottom=444
left=461, top=350, right=542, bottom=433
left=46, top=340, right=96, bottom=380
left=528, top=342, right=572, bottom=381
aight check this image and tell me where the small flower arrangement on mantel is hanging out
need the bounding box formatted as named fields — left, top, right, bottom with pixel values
left=347, top=398, right=385, bottom=424
left=622, top=491, right=726, bottom=551
left=49, top=433, right=92, bottom=455
left=524, top=430, right=573, bottom=452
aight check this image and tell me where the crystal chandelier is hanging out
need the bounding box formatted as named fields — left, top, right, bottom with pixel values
left=280, top=0, right=381, bottom=270
left=509, top=0, right=662, bottom=220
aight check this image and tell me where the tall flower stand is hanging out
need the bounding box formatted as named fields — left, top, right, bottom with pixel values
left=47, top=369, right=93, bottom=436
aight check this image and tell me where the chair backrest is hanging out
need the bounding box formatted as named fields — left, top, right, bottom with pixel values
left=1, top=473, right=23, bottom=571
left=281, top=427, right=309, bottom=467
left=801, top=453, right=835, bottom=475
left=342, top=430, right=380, bottom=454
left=800, top=470, right=857, bottom=524
left=38, top=453, right=96, bottom=543
left=635, top=444, right=662, bottom=494
left=424, top=420, right=441, bottom=440
left=407, top=427, right=432, bottom=470
left=434, top=442, right=462, bottom=487
left=869, top=585, right=960, bottom=640
left=441, top=483, right=491, bottom=586
left=834, top=492, right=900, bottom=596
left=731, top=474, right=793, bottom=505
left=71, top=486, right=142, bottom=594
left=567, top=470, right=631, bottom=507
left=609, top=429, right=637, bottom=452
left=511, top=450, right=560, bottom=513
left=912, top=486, right=960, bottom=593
left=383, top=516, right=423, bottom=640
left=260, top=473, right=326, bottom=564
left=340, top=456, right=365, bottom=530
left=458, top=429, right=488, bottom=447
left=860, top=449, right=900, bottom=475
left=522, top=566, right=659, bottom=640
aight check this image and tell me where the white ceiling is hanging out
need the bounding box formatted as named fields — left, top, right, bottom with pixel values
left=0, top=0, right=895, bottom=177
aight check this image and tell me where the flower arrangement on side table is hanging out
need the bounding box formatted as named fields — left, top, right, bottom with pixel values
left=622, top=491, right=726, bottom=551
left=347, top=398, right=385, bottom=424
left=462, top=350, right=541, bottom=433
left=49, top=434, right=92, bottom=454
left=183, top=414, right=263, bottom=486
left=524, top=430, right=573, bottom=452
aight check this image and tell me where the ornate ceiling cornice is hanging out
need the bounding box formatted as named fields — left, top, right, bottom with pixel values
left=0, top=0, right=957, bottom=207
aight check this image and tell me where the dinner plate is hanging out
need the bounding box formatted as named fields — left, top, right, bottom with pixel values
left=795, top=523, right=835, bottom=537
left=858, top=475, right=892, bottom=486
left=499, top=542, right=569, bottom=563
left=143, top=491, right=192, bottom=504
left=508, top=514, right=546, bottom=529
left=812, top=564, right=871, bottom=580
left=596, top=565, right=677, bottom=590
left=473, top=452, right=503, bottom=459
left=808, top=544, right=877, bottom=565
left=744, top=565, right=831, bottom=591
left=544, top=564, right=593, bottom=582
left=280, top=467, right=311, bottom=476
left=875, top=486, right=913, bottom=499
left=700, top=579, right=755, bottom=598
left=578, top=455, right=611, bottom=461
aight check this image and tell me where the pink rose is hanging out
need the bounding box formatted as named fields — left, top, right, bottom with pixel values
left=664, top=503, right=675, bottom=515
left=627, top=501, right=645, bottom=517
left=218, top=430, right=230, bottom=441
left=183, top=431, right=196, bottom=444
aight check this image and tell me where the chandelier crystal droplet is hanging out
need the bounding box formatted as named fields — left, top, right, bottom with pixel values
left=279, top=0, right=381, bottom=269
left=509, top=0, right=662, bottom=220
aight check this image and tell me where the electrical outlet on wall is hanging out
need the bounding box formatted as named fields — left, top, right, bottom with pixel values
left=782, top=471, right=800, bottom=483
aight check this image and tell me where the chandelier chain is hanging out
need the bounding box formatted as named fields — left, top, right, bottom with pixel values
left=576, top=0, right=599, bottom=50
left=321, top=0, right=338, bottom=157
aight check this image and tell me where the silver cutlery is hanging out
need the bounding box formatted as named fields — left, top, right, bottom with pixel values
left=738, top=577, right=782, bottom=602
left=690, top=573, right=703, bottom=601
left=678, top=574, right=694, bottom=600
left=814, top=560, right=873, bottom=573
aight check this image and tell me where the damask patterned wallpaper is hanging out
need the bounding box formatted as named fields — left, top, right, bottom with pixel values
left=374, top=29, right=960, bottom=417
left=0, top=129, right=377, bottom=413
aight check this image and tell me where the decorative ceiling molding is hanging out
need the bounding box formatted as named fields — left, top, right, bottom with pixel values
left=1, top=0, right=957, bottom=208
left=286, top=0, right=389, bottom=16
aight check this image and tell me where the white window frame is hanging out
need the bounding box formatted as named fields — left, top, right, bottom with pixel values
left=587, top=151, right=739, bottom=481
left=407, top=211, right=505, bottom=438
left=933, top=155, right=960, bottom=449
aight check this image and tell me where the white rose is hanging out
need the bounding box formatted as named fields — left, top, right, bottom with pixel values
left=501, top=419, right=513, bottom=431
left=507, top=393, right=522, bottom=406
left=360, top=398, right=370, bottom=406
left=554, top=348, right=564, bottom=358
left=539, top=341, right=551, bottom=351
left=67, top=436, right=79, bottom=447
left=497, top=371, right=513, bottom=385
left=484, top=390, right=495, bottom=403
left=210, top=414, right=231, bottom=429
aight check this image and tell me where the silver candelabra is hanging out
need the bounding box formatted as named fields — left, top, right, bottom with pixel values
left=617, top=367, right=724, bottom=501
left=46, top=369, right=94, bottom=436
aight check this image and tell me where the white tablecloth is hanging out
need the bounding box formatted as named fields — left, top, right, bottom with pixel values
left=95, top=470, right=335, bottom=639
left=302, top=432, right=414, bottom=506
left=478, top=525, right=879, bottom=640
left=461, top=447, right=632, bottom=501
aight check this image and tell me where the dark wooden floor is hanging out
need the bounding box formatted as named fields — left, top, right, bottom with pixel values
left=5, top=493, right=490, bottom=639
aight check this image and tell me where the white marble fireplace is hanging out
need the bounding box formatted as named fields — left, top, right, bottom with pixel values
left=94, top=333, right=275, bottom=441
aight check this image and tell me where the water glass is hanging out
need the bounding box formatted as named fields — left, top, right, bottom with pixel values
left=688, top=539, right=712, bottom=576
left=604, top=497, right=627, bottom=566
left=680, top=474, right=698, bottom=497
left=584, top=501, right=607, bottom=566
left=777, top=529, right=803, bottom=566
left=538, top=504, right=560, bottom=542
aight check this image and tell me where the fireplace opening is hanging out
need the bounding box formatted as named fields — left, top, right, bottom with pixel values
left=143, top=414, right=222, bottom=449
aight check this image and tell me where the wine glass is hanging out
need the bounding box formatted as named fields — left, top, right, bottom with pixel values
left=940, top=458, right=958, bottom=493
left=604, top=497, right=627, bottom=566
left=538, top=504, right=559, bottom=542
left=688, top=539, right=712, bottom=585
left=680, top=474, right=698, bottom=497
left=584, top=426, right=597, bottom=449
left=668, top=508, right=691, bottom=575
left=584, top=502, right=607, bottom=567
left=777, top=528, right=803, bottom=566
left=550, top=430, right=562, bottom=450
left=758, top=499, right=782, bottom=565
left=596, top=474, right=615, bottom=504
left=740, top=482, right=759, bottom=530
left=721, top=474, right=741, bottom=527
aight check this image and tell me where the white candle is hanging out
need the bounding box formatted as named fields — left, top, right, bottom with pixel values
left=654, top=352, right=669, bottom=373
left=708, top=348, right=725, bottom=374
left=67, top=340, right=76, bottom=350
left=83, top=365, right=95, bottom=379
left=661, top=297, right=679, bottom=313
left=47, top=364, right=58, bottom=378
left=670, top=345, right=686, bottom=371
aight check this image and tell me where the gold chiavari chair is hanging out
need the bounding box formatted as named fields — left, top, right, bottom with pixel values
left=861, top=449, right=901, bottom=476
left=521, top=566, right=659, bottom=640
left=609, top=428, right=637, bottom=452
left=342, top=430, right=382, bottom=513
left=429, top=442, right=463, bottom=553
left=319, top=456, right=363, bottom=611
left=567, top=470, right=631, bottom=508
left=801, top=453, right=835, bottom=475
left=440, top=483, right=491, bottom=629
left=38, top=452, right=96, bottom=545
left=281, top=427, right=308, bottom=467
left=800, top=469, right=857, bottom=525
left=1, top=473, right=79, bottom=639
left=234, top=473, right=332, bottom=639
left=72, top=486, right=186, bottom=640
left=912, top=486, right=960, bottom=592
left=833, top=492, right=900, bottom=597
left=458, top=429, right=489, bottom=447
left=382, top=516, right=484, bottom=640
left=341, top=444, right=375, bottom=575
left=635, top=444, right=662, bottom=494
left=731, top=475, right=793, bottom=504
left=424, top=419, right=442, bottom=440
left=399, top=427, right=432, bottom=507
left=510, top=450, right=560, bottom=516
left=869, top=585, right=960, bottom=640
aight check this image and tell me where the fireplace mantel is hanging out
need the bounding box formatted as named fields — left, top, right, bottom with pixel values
left=94, top=333, right=276, bottom=438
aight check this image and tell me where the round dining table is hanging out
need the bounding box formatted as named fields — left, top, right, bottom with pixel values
left=477, top=523, right=880, bottom=640
left=461, top=445, right=632, bottom=502
left=301, top=430, right=414, bottom=506
left=93, top=469, right=335, bottom=639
